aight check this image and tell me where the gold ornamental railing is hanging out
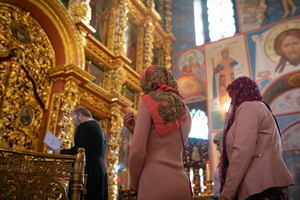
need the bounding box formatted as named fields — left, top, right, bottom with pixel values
left=0, top=147, right=86, bottom=200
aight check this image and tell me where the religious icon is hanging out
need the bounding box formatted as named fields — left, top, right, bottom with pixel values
left=191, top=146, right=201, bottom=162
left=212, top=48, right=240, bottom=121
left=125, top=21, right=138, bottom=69
left=251, top=20, right=300, bottom=88
left=10, top=24, right=31, bottom=44
left=20, top=106, right=33, bottom=126
left=90, top=0, right=111, bottom=45
left=180, top=50, right=202, bottom=74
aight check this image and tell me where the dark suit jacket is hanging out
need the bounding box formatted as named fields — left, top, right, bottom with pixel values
left=61, top=120, right=108, bottom=200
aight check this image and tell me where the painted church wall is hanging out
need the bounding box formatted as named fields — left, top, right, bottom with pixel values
left=172, top=1, right=300, bottom=190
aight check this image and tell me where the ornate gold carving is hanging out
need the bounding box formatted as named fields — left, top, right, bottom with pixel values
left=126, top=71, right=141, bottom=90
left=108, top=65, right=127, bottom=95
left=163, top=40, right=172, bottom=69
left=0, top=3, right=54, bottom=109
left=57, top=80, right=80, bottom=150
left=135, top=26, right=144, bottom=74
left=0, top=56, right=43, bottom=151
left=164, top=0, right=172, bottom=33
left=78, top=87, right=111, bottom=114
left=0, top=147, right=86, bottom=200
left=69, top=0, right=92, bottom=25
left=107, top=0, right=118, bottom=51
left=114, top=0, right=129, bottom=56
left=107, top=104, right=123, bottom=200
left=86, top=40, right=113, bottom=65
left=143, top=17, right=154, bottom=70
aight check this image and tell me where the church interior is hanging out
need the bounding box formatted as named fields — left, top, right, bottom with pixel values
left=0, top=0, right=299, bottom=199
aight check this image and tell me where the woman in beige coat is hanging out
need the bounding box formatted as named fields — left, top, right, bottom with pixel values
left=124, top=65, right=192, bottom=200
left=218, top=76, right=294, bottom=200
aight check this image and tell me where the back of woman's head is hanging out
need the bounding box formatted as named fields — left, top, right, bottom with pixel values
left=139, top=65, right=178, bottom=95
left=227, top=76, right=262, bottom=108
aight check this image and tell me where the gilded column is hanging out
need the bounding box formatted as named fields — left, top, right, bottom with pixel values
left=114, top=0, right=129, bottom=56
left=107, top=104, right=123, bottom=200
left=136, top=26, right=144, bottom=74
left=57, top=79, right=80, bottom=149
left=107, top=0, right=118, bottom=51
left=165, top=0, right=172, bottom=33
left=143, top=17, right=154, bottom=71
left=163, top=40, right=172, bottom=69
left=158, top=1, right=165, bottom=28
left=108, top=63, right=127, bottom=95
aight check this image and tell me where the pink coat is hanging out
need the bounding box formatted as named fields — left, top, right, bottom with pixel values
left=221, top=101, right=294, bottom=200
left=129, top=100, right=192, bottom=200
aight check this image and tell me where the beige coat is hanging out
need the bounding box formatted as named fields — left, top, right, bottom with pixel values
left=221, top=101, right=294, bottom=200
left=129, top=100, right=192, bottom=200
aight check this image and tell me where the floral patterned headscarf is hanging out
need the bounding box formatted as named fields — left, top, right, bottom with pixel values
left=219, top=76, right=263, bottom=193
left=139, top=65, right=187, bottom=137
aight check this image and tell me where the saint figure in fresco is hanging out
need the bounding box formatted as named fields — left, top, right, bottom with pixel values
left=182, top=51, right=201, bottom=74
left=281, top=0, right=298, bottom=18
left=213, top=48, right=238, bottom=121
left=274, top=29, right=300, bottom=73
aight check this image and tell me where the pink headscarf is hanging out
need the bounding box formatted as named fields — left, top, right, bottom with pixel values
left=219, top=76, right=263, bottom=193
left=139, top=65, right=187, bottom=137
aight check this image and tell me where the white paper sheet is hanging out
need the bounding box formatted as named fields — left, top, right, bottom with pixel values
left=43, top=131, right=61, bottom=150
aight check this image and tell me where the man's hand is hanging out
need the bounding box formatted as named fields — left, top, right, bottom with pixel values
left=54, top=148, right=62, bottom=154
left=124, top=111, right=136, bottom=134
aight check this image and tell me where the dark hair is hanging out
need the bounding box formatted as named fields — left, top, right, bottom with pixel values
left=73, top=105, right=92, bottom=118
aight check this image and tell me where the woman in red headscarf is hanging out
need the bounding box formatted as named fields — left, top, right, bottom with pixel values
left=124, top=65, right=192, bottom=200
left=218, top=76, right=294, bottom=200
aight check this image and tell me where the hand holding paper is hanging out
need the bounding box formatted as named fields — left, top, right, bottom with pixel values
left=43, top=131, right=61, bottom=150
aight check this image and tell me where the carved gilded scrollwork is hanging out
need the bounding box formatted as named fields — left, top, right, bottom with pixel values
left=68, top=0, right=92, bottom=25
left=0, top=147, right=86, bottom=200
left=108, top=65, right=127, bottom=95
left=0, top=3, right=54, bottom=109
left=143, top=17, right=154, bottom=70
left=78, top=87, right=111, bottom=114
left=114, top=0, right=129, bottom=56
left=0, top=56, right=43, bottom=151
left=57, top=80, right=80, bottom=149
left=107, top=104, right=123, bottom=200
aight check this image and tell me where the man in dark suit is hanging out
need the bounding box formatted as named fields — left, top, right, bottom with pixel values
left=54, top=106, right=108, bottom=200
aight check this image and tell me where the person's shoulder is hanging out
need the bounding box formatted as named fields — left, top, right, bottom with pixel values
left=238, top=101, right=266, bottom=114
left=81, top=120, right=99, bottom=127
